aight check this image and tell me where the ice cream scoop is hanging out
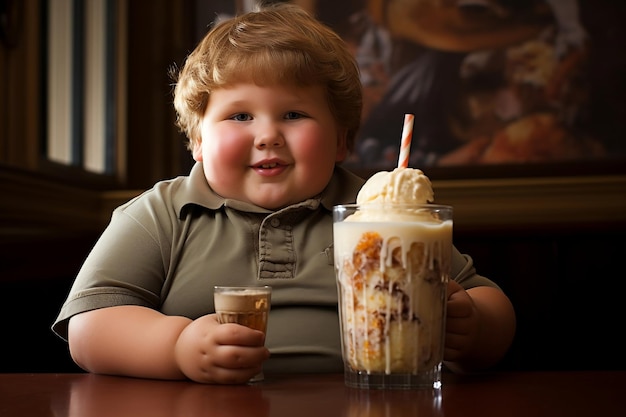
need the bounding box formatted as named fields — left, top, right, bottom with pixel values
left=356, top=167, right=434, bottom=205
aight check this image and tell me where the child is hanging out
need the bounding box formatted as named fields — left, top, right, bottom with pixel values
left=52, top=3, right=515, bottom=384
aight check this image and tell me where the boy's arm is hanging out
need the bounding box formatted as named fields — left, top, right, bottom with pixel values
left=444, top=281, right=516, bottom=373
left=69, top=305, right=191, bottom=380
left=68, top=305, right=269, bottom=383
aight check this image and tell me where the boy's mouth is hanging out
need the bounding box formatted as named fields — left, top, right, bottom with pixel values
left=259, top=162, right=279, bottom=169
left=253, top=158, right=286, bottom=169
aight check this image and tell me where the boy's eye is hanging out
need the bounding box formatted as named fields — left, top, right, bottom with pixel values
left=231, top=113, right=251, bottom=121
left=285, top=112, right=303, bottom=120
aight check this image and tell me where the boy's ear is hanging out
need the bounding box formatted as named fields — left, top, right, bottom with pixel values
left=191, top=139, right=203, bottom=161
left=335, top=129, right=349, bottom=162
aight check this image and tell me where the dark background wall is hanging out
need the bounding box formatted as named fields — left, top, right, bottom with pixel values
left=456, top=227, right=626, bottom=372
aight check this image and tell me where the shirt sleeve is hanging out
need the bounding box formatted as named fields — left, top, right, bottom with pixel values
left=451, top=245, right=501, bottom=290
left=51, top=206, right=168, bottom=341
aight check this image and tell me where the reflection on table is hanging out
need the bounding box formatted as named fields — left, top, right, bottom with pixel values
left=1, top=371, right=624, bottom=417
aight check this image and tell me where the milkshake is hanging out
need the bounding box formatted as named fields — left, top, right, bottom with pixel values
left=333, top=168, right=452, bottom=389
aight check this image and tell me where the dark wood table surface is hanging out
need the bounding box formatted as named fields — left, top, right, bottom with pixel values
left=1, top=371, right=624, bottom=416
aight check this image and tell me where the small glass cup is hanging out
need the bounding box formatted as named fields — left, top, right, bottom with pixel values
left=333, top=204, right=452, bottom=389
left=213, top=285, right=272, bottom=383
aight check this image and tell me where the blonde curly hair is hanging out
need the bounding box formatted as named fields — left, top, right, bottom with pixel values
left=172, top=3, right=362, bottom=154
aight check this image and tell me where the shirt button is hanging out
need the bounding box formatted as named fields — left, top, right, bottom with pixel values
left=270, top=218, right=280, bottom=227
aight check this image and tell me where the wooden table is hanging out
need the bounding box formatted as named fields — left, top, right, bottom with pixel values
left=0, top=371, right=623, bottom=416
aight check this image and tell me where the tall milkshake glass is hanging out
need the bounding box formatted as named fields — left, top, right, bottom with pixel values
left=333, top=203, right=452, bottom=389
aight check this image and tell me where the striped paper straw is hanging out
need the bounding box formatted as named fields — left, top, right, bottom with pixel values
left=398, top=113, right=414, bottom=168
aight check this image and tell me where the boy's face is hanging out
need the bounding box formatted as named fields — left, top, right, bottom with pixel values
left=194, top=82, right=348, bottom=210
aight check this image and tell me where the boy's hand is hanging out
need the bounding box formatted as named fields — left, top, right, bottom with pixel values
left=444, top=280, right=480, bottom=363
left=174, top=314, right=270, bottom=384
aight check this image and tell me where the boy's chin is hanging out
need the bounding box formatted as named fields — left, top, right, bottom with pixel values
left=249, top=194, right=304, bottom=211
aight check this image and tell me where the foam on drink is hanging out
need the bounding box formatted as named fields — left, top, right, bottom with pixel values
left=214, top=287, right=271, bottom=333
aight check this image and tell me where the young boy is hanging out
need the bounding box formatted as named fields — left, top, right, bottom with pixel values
left=52, top=3, right=515, bottom=384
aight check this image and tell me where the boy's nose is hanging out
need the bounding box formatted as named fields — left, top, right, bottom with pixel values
left=254, top=123, right=285, bottom=148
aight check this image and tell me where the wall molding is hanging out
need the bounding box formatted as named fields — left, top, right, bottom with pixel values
left=433, top=174, right=626, bottom=231
left=2, top=167, right=625, bottom=238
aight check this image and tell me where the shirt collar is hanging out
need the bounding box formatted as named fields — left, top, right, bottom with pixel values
left=319, top=165, right=365, bottom=210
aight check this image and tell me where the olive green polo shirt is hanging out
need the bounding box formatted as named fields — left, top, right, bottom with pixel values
left=52, top=162, right=498, bottom=373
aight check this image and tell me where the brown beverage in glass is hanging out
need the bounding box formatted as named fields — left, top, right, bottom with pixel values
left=213, top=286, right=272, bottom=382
